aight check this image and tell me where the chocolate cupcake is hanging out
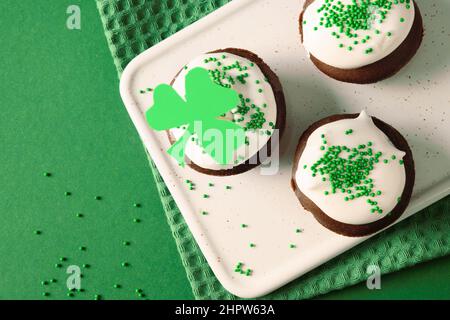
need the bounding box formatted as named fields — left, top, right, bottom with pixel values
left=168, top=48, right=286, bottom=176
left=299, top=0, right=424, bottom=84
left=292, top=111, right=415, bottom=237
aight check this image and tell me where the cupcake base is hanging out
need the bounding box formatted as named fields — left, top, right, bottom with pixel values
left=299, top=0, right=424, bottom=84
left=291, top=114, right=415, bottom=237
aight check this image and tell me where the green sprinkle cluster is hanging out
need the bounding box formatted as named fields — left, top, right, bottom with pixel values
left=311, top=0, right=412, bottom=52
left=234, top=262, right=252, bottom=276
left=185, top=179, right=195, bottom=190
left=139, top=88, right=152, bottom=94
left=204, top=55, right=271, bottom=136
left=308, top=133, right=392, bottom=214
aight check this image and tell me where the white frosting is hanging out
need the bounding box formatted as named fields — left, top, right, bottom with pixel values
left=302, top=0, right=415, bottom=69
left=170, top=53, right=278, bottom=170
left=295, top=111, right=406, bottom=225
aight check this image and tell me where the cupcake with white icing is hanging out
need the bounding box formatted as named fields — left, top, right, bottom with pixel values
left=168, top=48, right=286, bottom=176
left=299, top=0, right=423, bottom=83
left=292, top=111, right=415, bottom=237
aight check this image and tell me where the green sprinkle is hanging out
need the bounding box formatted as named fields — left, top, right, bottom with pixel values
left=249, top=243, right=256, bottom=248
left=290, top=244, right=296, bottom=249
left=241, top=224, right=248, bottom=228
left=400, top=17, right=405, bottom=22
left=203, top=194, right=209, bottom=199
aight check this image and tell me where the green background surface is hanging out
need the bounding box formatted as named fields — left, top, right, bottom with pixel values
left=0, top=0, right=448, bottom=300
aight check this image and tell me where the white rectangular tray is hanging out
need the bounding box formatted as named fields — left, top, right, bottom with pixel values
left=120, top=0, right=450, bottom=298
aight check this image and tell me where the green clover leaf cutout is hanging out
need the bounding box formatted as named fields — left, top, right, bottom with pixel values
left=146, top=67, right=246, bottom=167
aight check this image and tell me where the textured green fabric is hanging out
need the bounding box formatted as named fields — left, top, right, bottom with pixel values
left=96, top=0, right=450, bottom=300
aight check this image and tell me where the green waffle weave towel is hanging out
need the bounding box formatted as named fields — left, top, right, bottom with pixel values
left=96, top=0, right=450, bottom=299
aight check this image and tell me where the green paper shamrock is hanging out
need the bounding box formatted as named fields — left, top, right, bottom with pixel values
left=146, top=67, right=246, bottom=167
